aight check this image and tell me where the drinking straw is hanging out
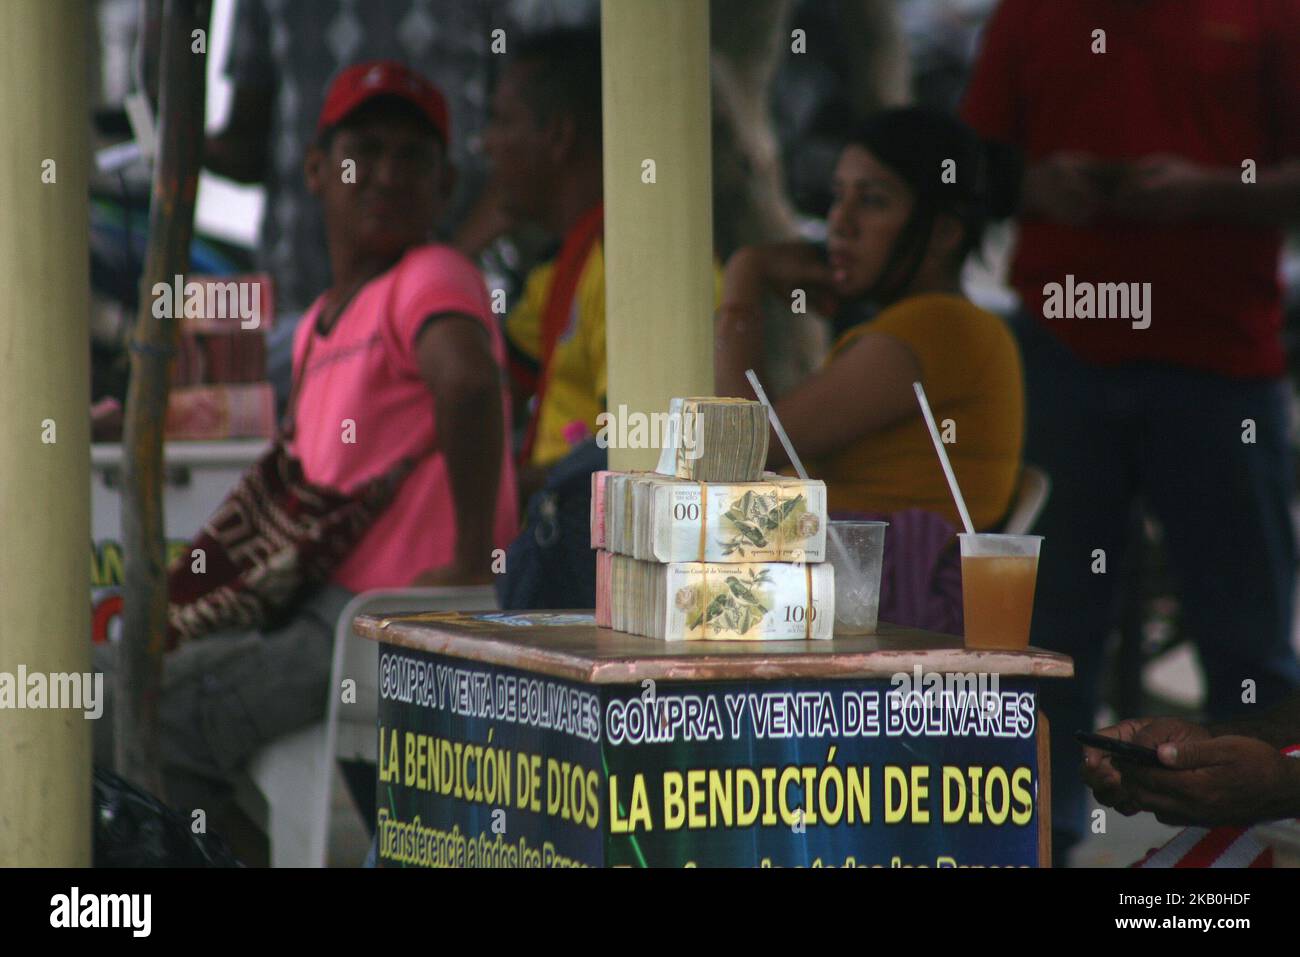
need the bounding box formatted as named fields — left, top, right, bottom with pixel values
left=912, top=381, right=975, bottom=535
left=745, top=370, right=807, bottom=480
left=745, top=369, right=856, bottom=571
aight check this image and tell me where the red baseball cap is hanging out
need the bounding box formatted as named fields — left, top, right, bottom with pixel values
left=316, top=60, right=451, bottom=144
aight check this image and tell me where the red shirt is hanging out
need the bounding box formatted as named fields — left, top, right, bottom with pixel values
left=962, top=0, right=1300, bottom=378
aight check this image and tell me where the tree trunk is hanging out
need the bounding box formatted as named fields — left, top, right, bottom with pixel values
left=710, top=0, right=801, bottom=258
left=709, top=0, right=911, bottom=395
left=841, top=0, right=911, bottom=116
left=117, top=0, right=210, bottom=794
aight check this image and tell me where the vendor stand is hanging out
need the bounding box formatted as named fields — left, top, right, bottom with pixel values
left=357, top=610, right=1072, bottom=868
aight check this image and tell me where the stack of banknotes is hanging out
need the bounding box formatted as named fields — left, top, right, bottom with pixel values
left=165, top=273, right=277, bottom=439
left=599, top=471, right=828, bottom=563
left=171, top=274, right=274, bottom=386
left=596, top=551, right=835, bottom=641
left=164, top=382, right=276, bottom=440
left=592, top=398, right=835, bottom=640
left=653, top=396, right=770, bottom=482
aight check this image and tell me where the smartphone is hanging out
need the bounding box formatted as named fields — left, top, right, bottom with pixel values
left=1074, top=731, right=1163, bottom=767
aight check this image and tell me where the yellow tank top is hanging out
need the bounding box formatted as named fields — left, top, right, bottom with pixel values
left=817, top=293, right=1024, bottom=530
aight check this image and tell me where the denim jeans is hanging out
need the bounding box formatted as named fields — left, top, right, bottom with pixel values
left=1013, top=315, right=1300, bottom=851
left=93, top=583, right=355, bottom=815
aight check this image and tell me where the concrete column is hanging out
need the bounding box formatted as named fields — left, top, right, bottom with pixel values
left=0, top=0, right=92, bottom=865
left=601, top=0, right=715, bottom=471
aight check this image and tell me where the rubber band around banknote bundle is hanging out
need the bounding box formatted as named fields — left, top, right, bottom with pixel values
left=697, top=481, right=708, bottom=562
left=804, top=563, right=812, bottom=639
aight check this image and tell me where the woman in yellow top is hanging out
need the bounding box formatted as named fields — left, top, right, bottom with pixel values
left=716, top=107, right=1025, bottom=533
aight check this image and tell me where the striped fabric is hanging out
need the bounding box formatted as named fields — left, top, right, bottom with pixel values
left=1133, top=745, right=1300, bottom=868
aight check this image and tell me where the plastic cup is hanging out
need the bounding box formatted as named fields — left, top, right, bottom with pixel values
left=828, top=520, right=888, bottom=635
left=958, top=533, right=1043, bottom=650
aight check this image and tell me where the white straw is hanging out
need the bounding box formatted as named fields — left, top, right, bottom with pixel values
left=745, top=370, right=808, bottom=481
left=912, top=381, right=975, bottom=535
left=745, top=369, right=856, bottom=572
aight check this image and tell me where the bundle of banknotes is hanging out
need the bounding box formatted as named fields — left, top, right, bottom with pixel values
left=164, top=382, right=277, bottom=440
left=171, top=274, right=274, bottom=387
left=654, top=396, right=770, bottom=482
left=594, top=471, right=828, bottom=563
left=596, top=551, right=834, bottom=640
left=594, top=395, right=835, bottom=640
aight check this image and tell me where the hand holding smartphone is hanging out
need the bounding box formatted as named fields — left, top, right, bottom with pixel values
left=1075, top=730, right=1163, bottom=768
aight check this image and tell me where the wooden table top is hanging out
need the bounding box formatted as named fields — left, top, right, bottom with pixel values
left=354, top=610, right=1075, bottom=685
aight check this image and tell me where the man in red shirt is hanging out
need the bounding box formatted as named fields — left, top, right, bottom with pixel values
left=963, top=0, right=1300, bottom=862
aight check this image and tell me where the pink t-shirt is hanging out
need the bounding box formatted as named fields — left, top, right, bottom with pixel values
left=291, top=244, right=518, bottom=592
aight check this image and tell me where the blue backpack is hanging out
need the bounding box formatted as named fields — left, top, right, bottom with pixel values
left=497, top=438, right=606, bottom=610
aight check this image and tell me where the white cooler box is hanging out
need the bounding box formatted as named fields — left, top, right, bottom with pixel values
left=90, top=440, right=269, bottom=645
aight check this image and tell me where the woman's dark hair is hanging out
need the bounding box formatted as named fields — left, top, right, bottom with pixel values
left=840, top=106, right=1021, bottom=304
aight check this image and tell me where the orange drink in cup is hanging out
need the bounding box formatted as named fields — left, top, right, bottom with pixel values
left=910, top=380, right=1041, bottom=649
left=958, top=533, right=1043, bottom=650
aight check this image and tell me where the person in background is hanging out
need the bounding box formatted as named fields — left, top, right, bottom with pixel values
left=205, top=0, right=598, bottom=409
left=1081, top=702, right=1300, bottom=867
left=295, top=62, right=517, bottom=590
left=481, top=28, right=606, bottom=502
left=961, top=0, right=1300, bottom=863
left=97, top=62, right=518, bottom=861
left=1084, top=703, right=1300, bottom=829
left=715, top=107, right=1024, bottom=633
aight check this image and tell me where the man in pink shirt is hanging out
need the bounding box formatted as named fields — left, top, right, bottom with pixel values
left=294, top=61, right=518, bottom=589
left=95, top=62, right=518, bottom=861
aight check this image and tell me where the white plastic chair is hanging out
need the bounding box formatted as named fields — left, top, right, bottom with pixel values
left=1002, top=464, right=1051, bottom=536
left=237, top=585, right=498, bottom=867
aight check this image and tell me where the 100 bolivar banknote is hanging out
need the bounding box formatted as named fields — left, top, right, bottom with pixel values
left=663, top=561, right=834, bottom=640
left=598, top=554, right=835, bottom=640
left=603, top=472, right=828, bottom=563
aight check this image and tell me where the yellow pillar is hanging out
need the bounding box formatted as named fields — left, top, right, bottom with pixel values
left=601, top=0, right=715, bottom=471
left=0, top=0, right=91, bottom=865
